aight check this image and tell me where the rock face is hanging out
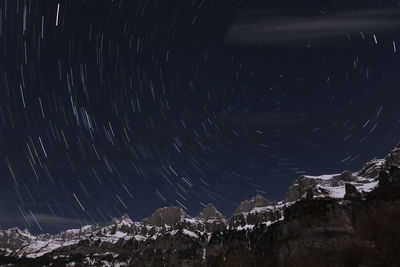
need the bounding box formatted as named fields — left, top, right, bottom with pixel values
left=227, top=195, right=282, bottom=229
left=344, top=183, right=362, bottom=200
left=1, top=144, right=400, bottom=266
left=383, top=144, right=400, bottom=170
left=0, top=228, right=34, bottom=252
left=284, top=167, right=379, bottom=203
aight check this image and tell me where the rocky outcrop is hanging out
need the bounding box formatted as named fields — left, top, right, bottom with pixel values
left=194, top=204, right=227, bottom=232
left=344, top=184, right=362, bottom=200
left=227, top=195, right=282, bottom=229
left=284, top=168, right=379, bottom=203
left=0, top=228, right=34, bottom=252
left=141, top=206, right=187, bottom=227
left=234, top=195, right=272, bottom=214
left=356, top=159, right=385, bottom=178
left=196, top=204, right=225, bottom=221
left=383, top=144, right=400, bottom=170
left=357, top=144, right=400, bottom=179
left=285, top=175, right=318, bottom=202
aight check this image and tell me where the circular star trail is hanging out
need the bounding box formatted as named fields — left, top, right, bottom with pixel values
left=1, top=0, right=400, bottom=233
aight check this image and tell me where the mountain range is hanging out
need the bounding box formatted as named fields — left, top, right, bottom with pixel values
left=1, top=144, right=400, bottom=266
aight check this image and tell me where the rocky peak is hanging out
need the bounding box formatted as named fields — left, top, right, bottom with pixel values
left=0, top=228, right=33, bottom=240
left=106, top=213, right=132, bottom=227
left=384, top=144, right=400, bottom=169
left=120, top=213, right=131, bottom=221
left=115, top=213, right=133, bottom=224
left=57, top=224, right=101, bottom=240
left=284, top=164, right=380, bottom=203
left=284, top=176, right=318, bottom=203
left=141, top=206, right=187, bottom=227
left=356, top=144, right=400, bottom=179
left=98, top=213, right=134, bottom=235
left=356, top=159, right=385, bottom=178
left=0, top=228, right=35, bottom=251
left=196, top=204, right=225, bottom=220
left=234, top=195, right=271, bottom=214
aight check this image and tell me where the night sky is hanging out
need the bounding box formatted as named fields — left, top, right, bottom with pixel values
left=1, top=0, right=400, bottom=234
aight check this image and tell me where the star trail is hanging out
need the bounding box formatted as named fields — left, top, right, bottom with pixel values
left=1, top=0, right=400, bottom=234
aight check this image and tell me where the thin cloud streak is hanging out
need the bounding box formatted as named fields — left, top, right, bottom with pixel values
left=226, top=8, right=400, bottom=45
left=0, top=213, right=86, bottom=228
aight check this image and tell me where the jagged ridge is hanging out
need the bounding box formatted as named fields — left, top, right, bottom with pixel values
left=1, top=144, right=399, bottom=266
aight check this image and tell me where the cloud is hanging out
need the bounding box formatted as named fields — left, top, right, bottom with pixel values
left=225, top=8, right=400, bottom=45
left=0, top=212, right=84, bottom=227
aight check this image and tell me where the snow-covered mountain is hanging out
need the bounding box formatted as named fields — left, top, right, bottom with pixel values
left=1, top=144, right=399, bottom=266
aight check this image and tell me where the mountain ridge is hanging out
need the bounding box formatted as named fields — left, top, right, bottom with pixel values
left=1, top=144, right=399, bottom=266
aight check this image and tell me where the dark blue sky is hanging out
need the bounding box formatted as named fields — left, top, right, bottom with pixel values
left=1, top=0, right=400, bottom=234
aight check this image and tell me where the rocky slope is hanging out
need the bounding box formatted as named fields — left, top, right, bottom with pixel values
left=1, top=145, right=400, bottom=266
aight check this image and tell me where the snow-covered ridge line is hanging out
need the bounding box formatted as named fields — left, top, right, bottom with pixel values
left=1, top=144, right=399, bottom=259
